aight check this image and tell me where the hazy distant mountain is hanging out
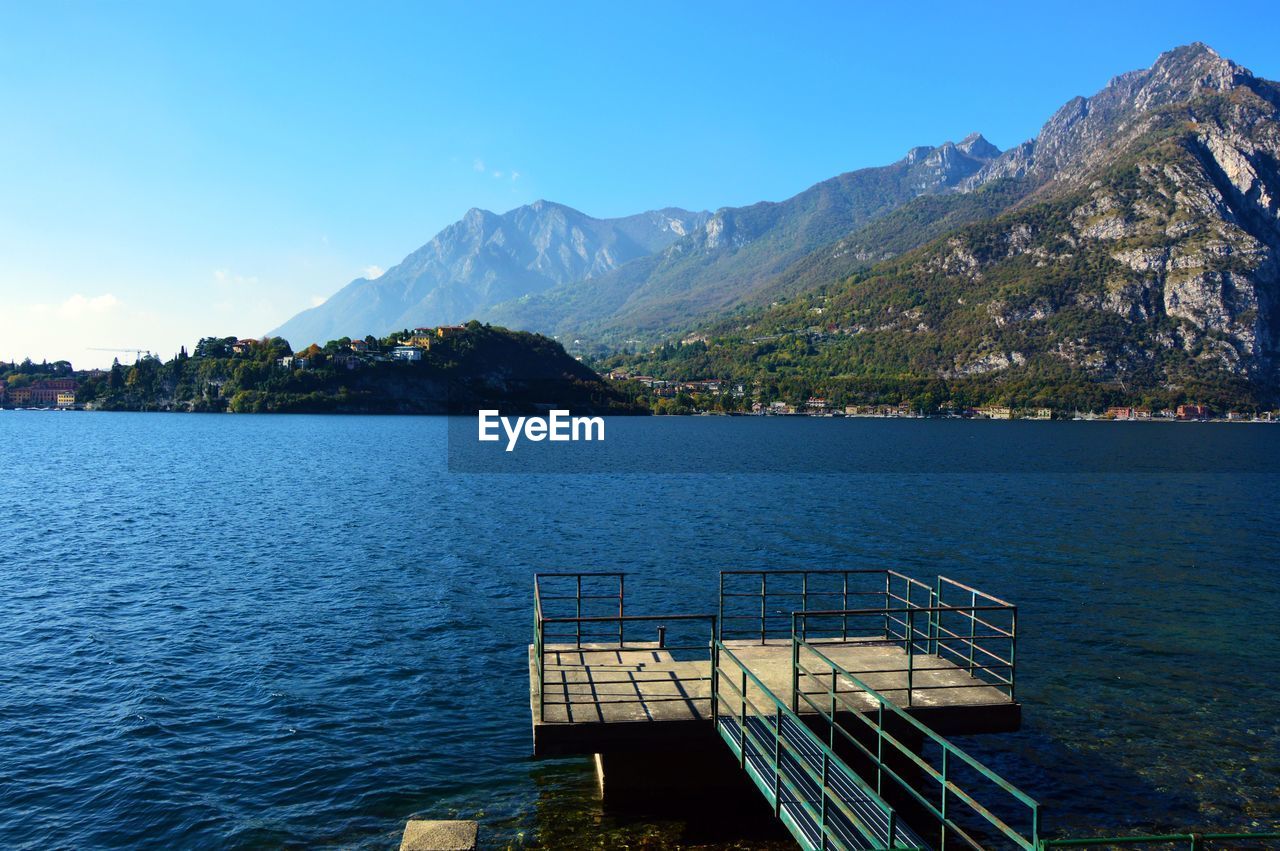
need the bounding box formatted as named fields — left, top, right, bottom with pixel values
left=485, top=133, right=1001, bottom=339
left=270, top=201, right=708, bottom=347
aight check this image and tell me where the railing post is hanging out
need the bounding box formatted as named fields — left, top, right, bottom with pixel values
left=575, top=574, right=582, bottom=649
left=1010, top=606, right=1019, bottom=701
left=801, top=571, right=808, bottom=633
left=718, top=572, right=724, bottom=642
left=656, top=625, right=666, bottom=649
left=829, top=669, right=837, bottom=752
left=739, top=668, right=747, bottom=768
left=617, top=574, right=625, bottom=647
left=760, top=572, right=767, bottom=645
left=930, top=583, right=940, bottom=656
left=841, top=571, right=849, bottom=641
left=935, top=576, right=944, bottom=654
left=940, top=746, right=950, bottom=849
left=883, top=571, right=891, bottom=639
left=538, top=616, right=546, bottom=714
left=875, top=703, right=884, bottom=796
left=968, top=590, right=977, bottom=674
left=711, top=639, right=720, bottom=725
left=791, top=617, right=800, bottom=714
left=906, top=609, right=915, bottom=707
left=773, top=704, right=782, bottom=816
left=820, top=748, right=830, bottom=850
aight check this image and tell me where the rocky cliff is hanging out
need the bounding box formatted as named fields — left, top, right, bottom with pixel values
left=656, top=44, right=1280, bottom=406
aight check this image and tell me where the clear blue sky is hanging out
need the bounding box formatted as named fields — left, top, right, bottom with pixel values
left=3, top=0, right=1279, bottom=367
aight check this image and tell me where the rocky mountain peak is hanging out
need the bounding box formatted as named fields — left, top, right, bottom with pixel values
left=966, top=43, right=1262, bottom=190
left=957, top=132, right=1000, bottom=159
left=902, top=133, right=1001, bottom=193
left=905, top=145, right=935, bottom=165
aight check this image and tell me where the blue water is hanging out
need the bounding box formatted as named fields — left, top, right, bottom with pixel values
left=1, top=413, right=1277, bottom=849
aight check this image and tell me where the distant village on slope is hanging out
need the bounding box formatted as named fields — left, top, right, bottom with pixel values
left=1, top=323, right=1276, bottom=421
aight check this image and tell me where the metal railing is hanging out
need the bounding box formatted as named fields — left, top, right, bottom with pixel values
left=534, top=572, right=716, bottom=717
left=932, top=577, right=1018, bottom=698
left=713, top=639, right=926, bottom=851
left=719, top=569, right=933, bottom=644
left=792, top=634, right=1041, bottom=850
left=1038, top=835, right=1280, bottom=849
left=792, top=601, right=1017, bottom=707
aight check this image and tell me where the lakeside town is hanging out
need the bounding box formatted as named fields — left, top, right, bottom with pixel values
left=604, top=370, right=1280, bottom=422
left=2, top=336, right=1278, bottom=422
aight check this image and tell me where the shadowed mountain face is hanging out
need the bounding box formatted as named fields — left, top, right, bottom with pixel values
left=269, top=202, right=709, bottom=347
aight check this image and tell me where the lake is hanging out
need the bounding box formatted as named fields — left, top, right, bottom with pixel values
left=1, top=412, right=1277, bottom=848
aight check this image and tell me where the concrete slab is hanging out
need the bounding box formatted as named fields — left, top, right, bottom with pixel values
left=531, top=638, right=1019, bottom=755
left=400, top=819, right=478, bottom=851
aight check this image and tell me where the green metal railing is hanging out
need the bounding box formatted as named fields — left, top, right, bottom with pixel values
left=792, top=630, right=1041, bottom=850
left=791, top=602, right=1017, bottom=708
left=719, top=569, right=934, bottom=644
left=534, top=572, right=716, bottom=717
left=531, top=571, right=1277, bottom=850
left=718, top=571, right=1017, bottom=701
left=1038, top=834, right=1280, bottom=849
left=713, top=640, right=926, bottom=851
left=932, top=577, right=1018, bottom=697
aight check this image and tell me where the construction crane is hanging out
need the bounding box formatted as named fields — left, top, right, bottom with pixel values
left=87, top=347, right=154, bottom=364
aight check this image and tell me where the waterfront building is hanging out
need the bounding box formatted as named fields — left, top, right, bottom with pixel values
left=391, top=346, right=422, bottom=362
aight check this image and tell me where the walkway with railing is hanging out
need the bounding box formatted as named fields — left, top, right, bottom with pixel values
left=714, top=639, right=928, bottom=850
left=528, top=570, right=1279, bottom=851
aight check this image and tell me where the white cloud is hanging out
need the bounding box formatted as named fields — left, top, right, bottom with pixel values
left=362, top=264, right=384, bottom=280
left=56, top=293, right=121, bottom=319
left=511, top=171, right=520, bottom=182
left=310, top=295, right=328, bottom=307
left=473, top=158, right=486, bottom=172
left=213, top=268, right=259, bottom=287
left=492, top=170, right=503, bottom=179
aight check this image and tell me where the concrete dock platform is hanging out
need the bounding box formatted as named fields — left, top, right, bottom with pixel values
left=531, top=637, right=1019, bottom=756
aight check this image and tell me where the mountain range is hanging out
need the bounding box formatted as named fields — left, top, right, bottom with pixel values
left=271, top=204, right=709, bottom=348
left=271, top=134, right=1003, bottom=347
left=273, top=43, right=1280, bottom=405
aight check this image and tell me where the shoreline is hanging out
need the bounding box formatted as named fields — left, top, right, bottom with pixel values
left=3, top=406, right=1276, bottom=424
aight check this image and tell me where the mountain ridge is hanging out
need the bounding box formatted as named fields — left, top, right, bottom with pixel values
left=612, top=43, right=1280, bottom=408
left=269, top=202, right=709, bottom=347
left=482, top=132, right=1002, bottom=339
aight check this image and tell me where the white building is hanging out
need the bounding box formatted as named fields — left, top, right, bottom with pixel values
left=391, top=346, right=422, bottom=362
